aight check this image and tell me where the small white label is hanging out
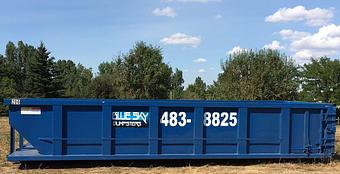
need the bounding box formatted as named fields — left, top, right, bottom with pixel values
left=11, top=99, right=20, bottom=105
left=21, top=107, right=41, bottom=115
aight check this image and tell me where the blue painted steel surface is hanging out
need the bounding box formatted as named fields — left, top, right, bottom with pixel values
left=4, top=98, right=337, bottom=162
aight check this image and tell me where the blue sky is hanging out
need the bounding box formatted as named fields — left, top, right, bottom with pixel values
left=1, top=0, right=340, bottom=86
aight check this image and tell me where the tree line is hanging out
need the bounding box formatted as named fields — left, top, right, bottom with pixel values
left=1, top=41, right=340, bottom=115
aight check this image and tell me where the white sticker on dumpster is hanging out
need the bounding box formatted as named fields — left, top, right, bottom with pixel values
left=112, top=112, right=149, bottom=127
left=21, top=107, right=41, bottom=115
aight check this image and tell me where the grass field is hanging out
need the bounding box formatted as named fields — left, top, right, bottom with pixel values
left=1, top=117, right=340, bottom=174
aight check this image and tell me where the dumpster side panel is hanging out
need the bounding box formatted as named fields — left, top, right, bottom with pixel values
left=248, top=108, right=281, bottom=153
left=159, top=107, right=194, bottom=154
left=63, top=106, right=102, bottom=155
left=4, top=99, right=336, bottom=161
left=203, top=107, right=238, bottom=154
left=112, top=106, right=150, bottom=154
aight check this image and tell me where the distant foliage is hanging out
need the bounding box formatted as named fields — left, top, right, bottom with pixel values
left=29, top=43, right=61, bottom=97
left=91, top=58, right=124, bottom=99
left=93, top=41, right=181, bottom=99
left=183, top=77, right=207, bottom=99
left=299, top=57, right=340, bottom=105
left=209, top=49, right=299, bottom=100
left=54, top=60, right=93, bottom=98
left=170, top=69, right=184, bottom=99
left=120, top=42, right=173, bottom=99
left=1, top=41, right=340, bottom=116
left=0, top=41, right=93, bottom=114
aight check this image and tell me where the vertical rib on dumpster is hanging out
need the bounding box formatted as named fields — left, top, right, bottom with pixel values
left=194, top=107, right=203, bottom=154
left=280, top=108, right=290, bottom=154
left=303, top=111, right=310, bottom=154
left=149, top=106, right=159, bottom=154
left=53, top=105, right=62, bottom=155
left=102, top=105, right=111, bottom=155
left=238, top=107, right=248, bottom=154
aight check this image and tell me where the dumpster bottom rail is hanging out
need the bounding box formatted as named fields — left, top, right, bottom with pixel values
left=8, top=147, right=332, bottom=162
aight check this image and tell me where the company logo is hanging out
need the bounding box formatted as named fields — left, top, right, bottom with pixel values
left=112, top=112, right=149, bottom=127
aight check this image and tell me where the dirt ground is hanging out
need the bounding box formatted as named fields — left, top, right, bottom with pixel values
left=0, top=117, right=339, bottom=174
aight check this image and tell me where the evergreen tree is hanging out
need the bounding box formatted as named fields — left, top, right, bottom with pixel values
left=73, top=64, right=93, bottom=98
left=16, top=41, right=27, bottom=94
left=17, top=41, right=37, bottom=97
left=30, top=42, right=56, bottom=97
left=0, top=54, right=5, bottom=76
left=54, top=60, right=75, bottom=97
left=0, top=54, right=18, bottom=115
left=5, top=42, right=20, bottom=86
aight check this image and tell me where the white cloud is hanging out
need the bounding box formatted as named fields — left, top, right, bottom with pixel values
left=263, top=40, right=284, bottom=50
left=278, top=29, right=310, bottom=41
left=193, top=58, right=207, bottom=63
left=160, top=33, right=201, bottom=47
left=291, top=24, right=340, bottom=50
left=265, top=5, right=334, bottom=26
left=198, top=69, right=206, bottom=73
left=227, top=46, right=247, bottom=55
left=214, top=14, right=222, bottom=20
left=293, top=49, right=337, bottom=64
left=165, top=0, right=222, bottom=3
left=278, top=24, right=340, bottom=64
left=152, top=7, right=176, bottom=18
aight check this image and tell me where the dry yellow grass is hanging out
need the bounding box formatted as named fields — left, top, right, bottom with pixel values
left=0, top=117, right=340, bottom=174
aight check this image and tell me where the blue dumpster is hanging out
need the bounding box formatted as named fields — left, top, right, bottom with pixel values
left=4, top=98, right=336, bottom=162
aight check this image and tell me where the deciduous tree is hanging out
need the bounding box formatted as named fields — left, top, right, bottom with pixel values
left=212, top=49, right=299, bottom=100
left=183, top=77, right=207, bottom=99
left=299, top=57, right=340, bottom=105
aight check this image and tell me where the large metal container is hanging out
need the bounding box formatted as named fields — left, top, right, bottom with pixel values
left=4, top=98, right=336, bottom=162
